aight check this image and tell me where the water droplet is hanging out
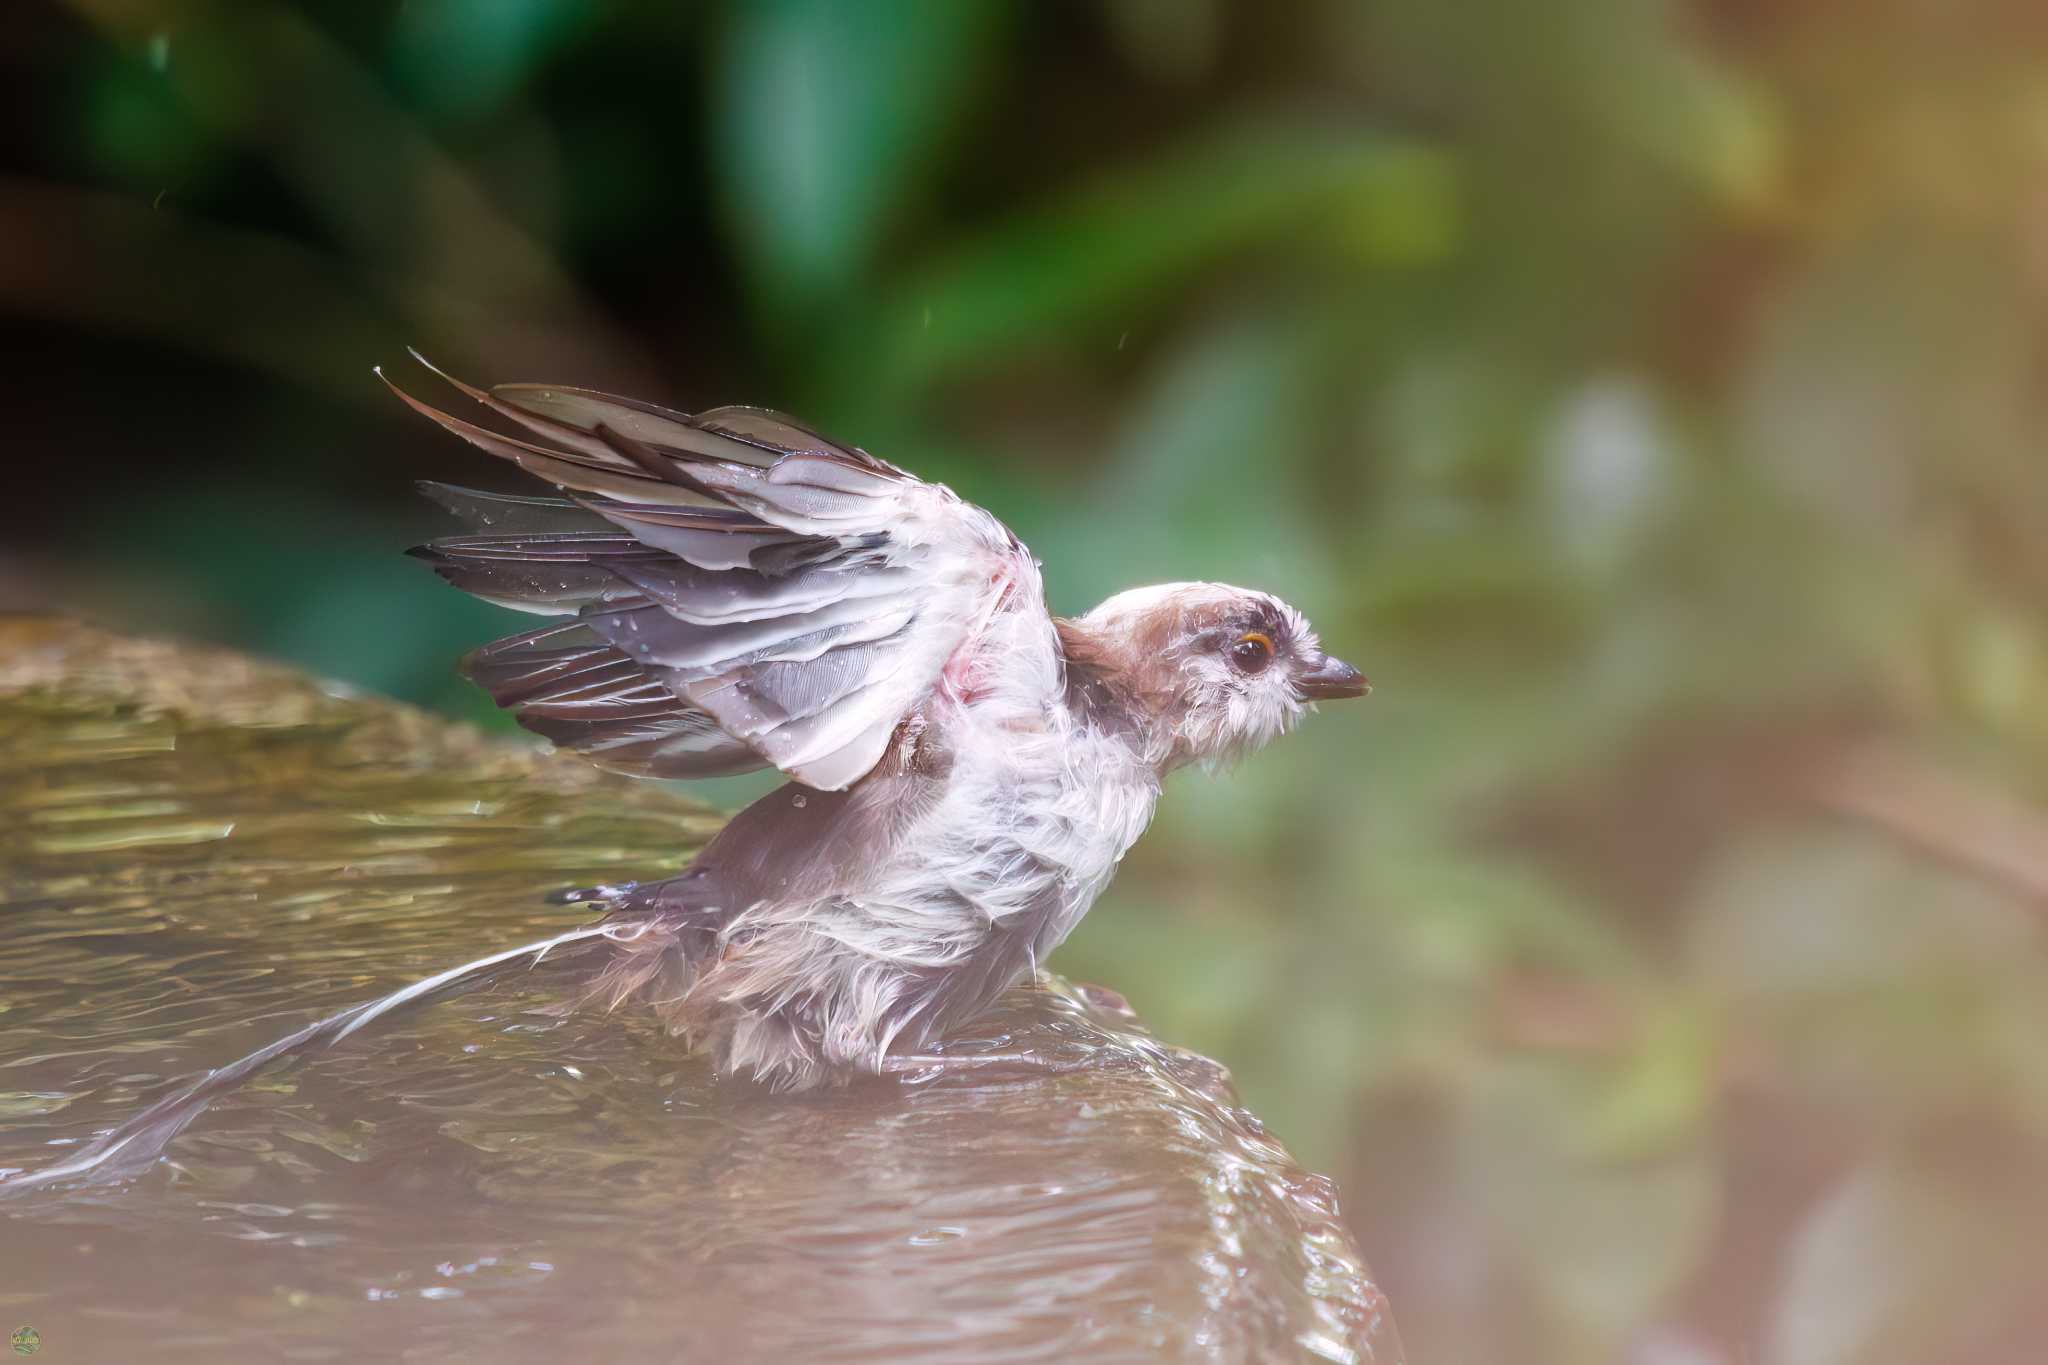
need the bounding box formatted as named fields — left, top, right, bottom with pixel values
left=791, top=793, right=807, bottom=808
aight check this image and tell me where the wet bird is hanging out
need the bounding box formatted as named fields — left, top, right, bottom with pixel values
left=386, top=358, right=1369, bottom=1088
left=0, top=362, right=1369, bottom=1193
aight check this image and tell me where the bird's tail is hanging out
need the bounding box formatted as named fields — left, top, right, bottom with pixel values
left=0, top=920, right=654, bottom=1196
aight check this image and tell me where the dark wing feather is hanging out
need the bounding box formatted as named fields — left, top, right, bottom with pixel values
left=397, top=359, right=1046, bottom=790
left=382, top=373, right=714, bottom=507
left=696, top=404, right=860, bottom=459
left=417, top=481, right=616, bottom=535
left=460, top=624, right=761, bottom=779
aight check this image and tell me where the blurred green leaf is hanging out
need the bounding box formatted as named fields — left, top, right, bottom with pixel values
left=1057, top=892, right=1292, bottom=1046
left=391, top=0, right=590, bottom=124
left=1353, top=0, right=1783, bottom=210
left=1029, top=307, right=1334, bottom=612
left=714, top=0, right=1013, bottom=318
left=1374, top=849, right=1636, bottom=980
left=1572, top=999, right=1717, bottom=1161
left=829, top=118, right=1458, bottom=414
left=81, top=49, right=217, bottom=189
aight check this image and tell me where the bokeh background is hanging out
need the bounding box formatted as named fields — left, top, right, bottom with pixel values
left=8, top=2, right=2048, bottom=1361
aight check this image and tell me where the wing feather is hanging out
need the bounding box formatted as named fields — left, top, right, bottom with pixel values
left=416, top=482, right=615, bottom=535
left=397, top=359, right=1048, bottom=790
left=458, top=624, right=762, bottom=779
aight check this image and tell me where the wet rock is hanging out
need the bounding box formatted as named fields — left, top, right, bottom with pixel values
left=0, top=619, right=1402, bottom=1363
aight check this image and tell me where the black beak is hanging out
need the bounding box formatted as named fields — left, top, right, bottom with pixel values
left=1294, top=653, right=1369, bottom=701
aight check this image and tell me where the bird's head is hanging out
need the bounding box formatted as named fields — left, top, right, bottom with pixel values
left=1064, top=582, right=1367, bottom=771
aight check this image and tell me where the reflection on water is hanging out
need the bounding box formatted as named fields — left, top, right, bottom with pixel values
left=0, top=621, right=1400, bottom=1363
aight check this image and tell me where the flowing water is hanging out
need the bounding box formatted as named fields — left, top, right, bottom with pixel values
left=0, top=620, right=1400, bottom=1363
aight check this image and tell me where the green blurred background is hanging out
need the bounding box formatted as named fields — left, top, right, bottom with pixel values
left=8, top=2, right=2048, bottom=1360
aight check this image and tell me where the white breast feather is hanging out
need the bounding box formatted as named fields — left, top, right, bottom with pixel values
left=707, top=549, right=1162, bottom=1080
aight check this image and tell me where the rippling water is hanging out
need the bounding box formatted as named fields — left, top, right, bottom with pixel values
left=0, top=620, right=1400, bottom=1363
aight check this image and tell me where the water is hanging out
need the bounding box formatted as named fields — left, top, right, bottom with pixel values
left=0, top=620, right=1401, bottom=1362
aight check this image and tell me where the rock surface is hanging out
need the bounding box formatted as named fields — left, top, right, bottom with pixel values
left=0, top=618, right=1402, bottom=1363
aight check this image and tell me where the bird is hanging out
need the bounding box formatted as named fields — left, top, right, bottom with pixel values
left=0, top=361, right=1369, bottom=1194
left=384, top=356, right=1368, bottom=1090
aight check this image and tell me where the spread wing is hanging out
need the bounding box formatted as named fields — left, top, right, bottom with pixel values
left=391, top=358, right=1046, bottom=791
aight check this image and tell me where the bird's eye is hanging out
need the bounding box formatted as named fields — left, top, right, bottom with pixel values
left=1229, top=631, right=1274, bottom=674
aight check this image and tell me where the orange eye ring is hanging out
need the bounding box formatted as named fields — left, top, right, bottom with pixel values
left=1229, top=631, right=1275, bottom=674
